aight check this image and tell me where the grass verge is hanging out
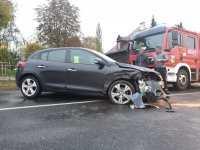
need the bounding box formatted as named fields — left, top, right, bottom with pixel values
left=0, top=80, right=17, bottom=89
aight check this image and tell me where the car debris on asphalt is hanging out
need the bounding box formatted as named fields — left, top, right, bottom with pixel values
left=129, top=79, right=175, bottom=112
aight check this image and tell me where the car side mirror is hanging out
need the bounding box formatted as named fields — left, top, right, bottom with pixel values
left=94, top=58, right=105, bottom=66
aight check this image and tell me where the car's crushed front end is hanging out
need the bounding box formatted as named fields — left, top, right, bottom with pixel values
left=116, top=62, right=168, bottom=102
left=132, top=71, right=167, bottom=102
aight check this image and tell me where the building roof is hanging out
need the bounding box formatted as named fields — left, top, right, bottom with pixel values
left=107, top=27, right=139, bottom=54
left=117, top=35, right=130, bottom=42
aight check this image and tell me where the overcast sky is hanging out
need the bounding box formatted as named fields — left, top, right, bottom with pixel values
left=14, top=0, right=200, bottom=52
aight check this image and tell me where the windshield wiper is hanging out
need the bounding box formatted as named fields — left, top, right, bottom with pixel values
left=132, top=49, right=139, bottom=54
left=145, top=48, right=155, bottom=52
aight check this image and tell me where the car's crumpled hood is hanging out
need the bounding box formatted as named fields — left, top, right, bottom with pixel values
left=116, top=62, right=158, bottom=74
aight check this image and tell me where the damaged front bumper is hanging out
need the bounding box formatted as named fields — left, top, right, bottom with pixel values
left=133, top=71, right=167, bottom=102
left=140, top=80, right=167, bottom=102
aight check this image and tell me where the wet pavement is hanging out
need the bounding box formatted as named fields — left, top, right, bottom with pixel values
left=0, top=85, right=200, bottom=150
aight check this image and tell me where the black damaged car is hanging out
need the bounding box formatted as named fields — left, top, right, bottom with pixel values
left=16, top=47, right=166, bottom=104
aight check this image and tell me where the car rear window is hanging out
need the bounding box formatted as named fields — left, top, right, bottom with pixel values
left=48, top=50, right=66, bottom=62
left=29, top=54, right=39, bottom=60
left=40, top=52, right=48, bottom=60
left=39, top=50, right=67, bottom=62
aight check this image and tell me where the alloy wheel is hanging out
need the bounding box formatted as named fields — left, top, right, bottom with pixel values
left=22, top=78, right=37, bottom=97
left=111, top=83, right=132, bottom=104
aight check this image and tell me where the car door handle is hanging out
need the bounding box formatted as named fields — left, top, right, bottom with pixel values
left=37, top=65, right=46, bottom=68
left=67, top=68, right=77, bottom=72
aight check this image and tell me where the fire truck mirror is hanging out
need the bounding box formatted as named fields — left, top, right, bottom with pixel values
left=172, top=40, right=178, bottom=47
left=171, top=30, right=178, bottom=47
left=172, top=30, right=178, bottom=42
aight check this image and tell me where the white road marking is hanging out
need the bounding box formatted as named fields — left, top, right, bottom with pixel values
left=0, top=100, right=104, bottom=111
left=172, top=103, right=200, bottom=107
left=0, top=92, right=200, bottom=111
left=170, top=92, right=200, bottom=96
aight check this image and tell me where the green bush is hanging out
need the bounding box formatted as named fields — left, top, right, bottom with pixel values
left=0, top=69, right=16, bottom=77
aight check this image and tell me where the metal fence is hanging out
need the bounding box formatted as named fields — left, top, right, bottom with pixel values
left=1, top=61, right=10, bottom=76
left=0, top=61, right=16, bottom=76
left=0, top=61, right=16, bottom=89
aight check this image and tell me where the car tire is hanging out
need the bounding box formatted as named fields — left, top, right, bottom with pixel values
left=108, top=80, right=135, bottom=105
left=173, top=69, right=189, bottom=90
left=20, top=76, right=41, bottom=99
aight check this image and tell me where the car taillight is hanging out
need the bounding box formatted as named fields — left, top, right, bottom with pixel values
left=18, top=61, right=27, bottom=68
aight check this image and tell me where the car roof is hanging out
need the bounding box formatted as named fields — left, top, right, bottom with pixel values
left=30, top=47, right=95, bottom=56
left=29, top=47, right=116, bottom=63
left=39, top=47, right=101, bottom=53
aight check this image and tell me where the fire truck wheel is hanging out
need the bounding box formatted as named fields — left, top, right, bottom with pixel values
left=108, top=80, right=135, bottom=105
left=174, top=69, right=189, bottom=90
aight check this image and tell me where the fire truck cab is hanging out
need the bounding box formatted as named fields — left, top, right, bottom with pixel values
left=107, top=25, right=200, bottom=90
left=129, top=25, right=200, bottom=90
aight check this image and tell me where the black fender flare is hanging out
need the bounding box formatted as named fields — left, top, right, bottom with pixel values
left=102, top=71, right=141, bottom=94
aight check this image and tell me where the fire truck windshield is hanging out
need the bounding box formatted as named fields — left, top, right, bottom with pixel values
left=132, top=32, right=165, bottom=53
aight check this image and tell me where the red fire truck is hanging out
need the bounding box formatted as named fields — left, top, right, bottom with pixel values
left=107, top=25, right=200, bottom=90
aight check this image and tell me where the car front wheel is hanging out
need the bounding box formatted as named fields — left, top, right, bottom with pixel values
left=108, top=80, right=135, bottom=105
left=20, top=76, right=41, bottom=98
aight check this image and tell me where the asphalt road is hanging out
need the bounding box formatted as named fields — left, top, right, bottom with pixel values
left=0, top=85, right=200, bottom=150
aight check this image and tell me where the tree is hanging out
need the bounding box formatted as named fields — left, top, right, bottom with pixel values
left=35, top=0, right=81, bottom=47
left=63, top=36, right=81, bottom=47
left=82, top=36, right=96, bottom=50
left=0, top=0, right=14, bottom=30
left=0, top=0, right=24, bottom=48
left=151, top=15, right=157, bottom=27
left=95, top=23, right=103, bottom=52
left=0, top=21, right=25, bottom=48
left=24, top=43, right=44, bottom=58
left=10, top=50, right=21, bottom=65
left=0, top=0, right=23, bottom=66
left=0, top=48, right=21, bottom=64
left=0, top=48, right=12, bottom=61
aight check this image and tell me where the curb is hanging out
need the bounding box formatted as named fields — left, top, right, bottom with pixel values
left=0, top=77, right=15, bottom=81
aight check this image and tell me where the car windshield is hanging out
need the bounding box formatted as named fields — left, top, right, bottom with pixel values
left=91, top=49, right=116, bottom=63
left=132, top=32, right=165, bottom=53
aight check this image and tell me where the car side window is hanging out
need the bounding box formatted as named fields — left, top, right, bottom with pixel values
left=40, top=52, right=48, bottom=61
left=48, top=50, right=66, bottom=62
left=70, top=50, right=97, bottom=65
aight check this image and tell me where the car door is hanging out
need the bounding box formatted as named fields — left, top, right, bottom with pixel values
left=66, top=49, right=110, bottom=92
left=36, top=49, right=68, bottom=90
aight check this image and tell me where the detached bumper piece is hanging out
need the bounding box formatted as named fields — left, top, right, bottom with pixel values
left=130, top=92, right=145, bottom=109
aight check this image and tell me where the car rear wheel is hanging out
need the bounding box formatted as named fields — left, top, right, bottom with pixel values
left=108, top=80, right=135, bottom=105
left=20, top=76, right=41, bottom=98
